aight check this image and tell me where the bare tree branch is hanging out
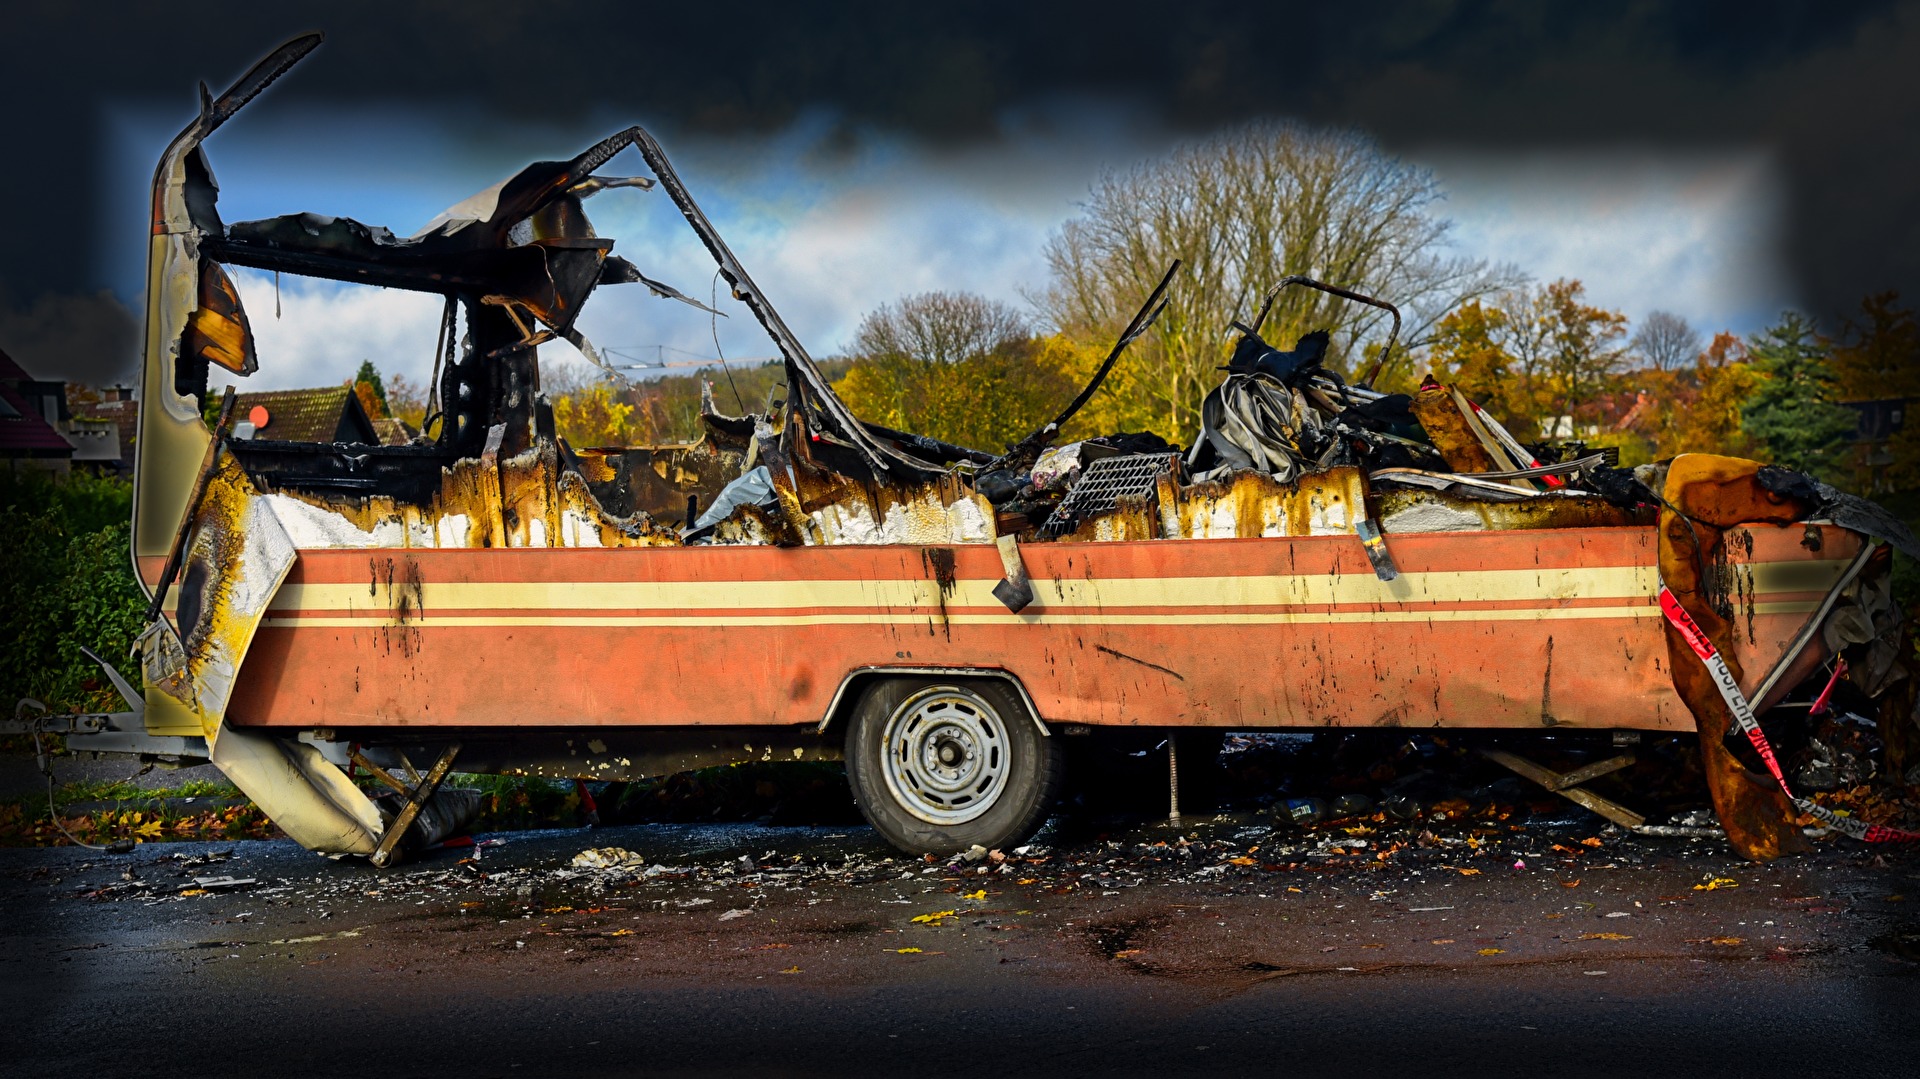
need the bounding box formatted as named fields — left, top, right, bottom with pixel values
left=1038, top=121, right=1520, bottom=440
left=1631, top=310, right=1703, bottom=371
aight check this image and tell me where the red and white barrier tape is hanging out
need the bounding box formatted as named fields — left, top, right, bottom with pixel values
left=1658, top=586, right=1918, bottom=845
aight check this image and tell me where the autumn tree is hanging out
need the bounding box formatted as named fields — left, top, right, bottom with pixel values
left=351, top=359, right=388, bottom=420
left=1039, top=122, right=1517, bottom=443
left=1630, top=310, right=1702, bottom=371
left=1830, top=292, right=1918, bottom=402
left=1655, top=331, right=1761, bottom=459
left=836, top=292, right=1079, bottom=452
left=1423, top=279, right=1627, bottom=438
left=551, top=381, right=638, bottom=449
left=1425, top=300, right=1528, bottom=424
left=1741, top=312, right=1858, bottom=481
left=383, top=372, right=430, bottom=431
left=853, top=291, right=1030, bottom=369
left=840, top=291, right=1030, bottom=431
left=1537, top=279, right=1630, bottom=430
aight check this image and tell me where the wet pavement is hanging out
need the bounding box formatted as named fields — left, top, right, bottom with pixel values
left=4, top=807, right=1916, bottom=1078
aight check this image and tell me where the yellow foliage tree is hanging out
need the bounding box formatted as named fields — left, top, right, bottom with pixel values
left=1031, top=334, right=1164, bottom=441
left=1423, top=300, right=1529, bottom=426
left=551, top=382, right=636, bottom=449
left=352, top=381, right=387, bottom=422
left=835, top=336, right=1087, bottom=454
left=1419, top=280, right=1629, bottom=439
left=383, top=372, right=430, bottom=430
left=1654, top=332, right=1761, bottom=460
left=834, top=293, right=1124, bottom=453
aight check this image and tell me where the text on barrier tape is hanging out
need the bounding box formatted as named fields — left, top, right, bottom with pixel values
left=1657, top=586, right=1918, bottom=845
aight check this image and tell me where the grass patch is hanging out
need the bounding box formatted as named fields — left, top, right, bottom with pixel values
left=0, top=759, right=862, bottom=847
left=44, top=777, right=240, bottom=805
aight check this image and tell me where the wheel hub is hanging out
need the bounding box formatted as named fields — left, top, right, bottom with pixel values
left=881, top=688, right=1008, bottom=826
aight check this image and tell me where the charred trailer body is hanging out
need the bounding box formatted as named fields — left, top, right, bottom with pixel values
left=67, top=35, right=1913, bottom=865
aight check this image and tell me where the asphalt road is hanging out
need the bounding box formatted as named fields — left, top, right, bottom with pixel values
left=3, top=817, right=1915, bottom=1078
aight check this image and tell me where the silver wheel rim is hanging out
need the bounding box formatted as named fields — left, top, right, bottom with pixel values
left=880, top=686, right=1010, bottom=826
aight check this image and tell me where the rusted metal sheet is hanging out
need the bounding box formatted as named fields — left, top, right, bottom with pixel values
left=182, top=259, right=258, bottom=375
left=1658, top=454, right=1818, bottom=862
left=147, top=453, right=296, bottom=731
left=1409, top=382, right=1499, bottom=474
left=218, top=525, right=1843, bottom=737
left=1158, top=467, right=1370, bottom=540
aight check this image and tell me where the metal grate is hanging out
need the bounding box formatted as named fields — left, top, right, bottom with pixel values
left=1043, top=453, right=1178, bottom=533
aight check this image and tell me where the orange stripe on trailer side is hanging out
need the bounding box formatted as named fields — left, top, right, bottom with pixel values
left=220, top=522, right=1857, bottom=735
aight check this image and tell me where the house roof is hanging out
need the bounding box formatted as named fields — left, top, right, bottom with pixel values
left=371, top=417, right=416, bottom=446
left=0, top=347, right=74, bottom=457
left=235, top=387, right=376, bottom=444
left=0, top=385, right=76, bottom=455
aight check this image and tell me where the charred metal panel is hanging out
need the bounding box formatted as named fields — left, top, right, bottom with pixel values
left=1155, top=467, right=1370, bottom=540
left=1657, top=454, right=1818, bottom=862
left=182, top=258, right=257, bottom=376
left=228, top=440, right=455, bottom=507
left=137, top=449, right=389, bottom=856
left=146, top=453, right=297, bottom=728
left=252, top=446, right=682, bottom=551
left=1372, top=485, right=1653, bottom=533
left=579, top=436, right=748, bottom=522
left=136, top=35, right=323, bottom=570
left=777, top=419, right=995, bottom=546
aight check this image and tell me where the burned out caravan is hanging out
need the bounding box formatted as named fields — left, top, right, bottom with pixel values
left=38, top=35, right=1915, bottom=866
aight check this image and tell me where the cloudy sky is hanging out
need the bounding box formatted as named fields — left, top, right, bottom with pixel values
left=4, top=3, right=1913, bottom=393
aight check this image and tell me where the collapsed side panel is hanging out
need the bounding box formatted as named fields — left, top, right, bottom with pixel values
left=1714, top=522, right=1866, bottom=696
left=134, top=233, right=218, bottom=584
left=214, top=525, right=1865, bottom=733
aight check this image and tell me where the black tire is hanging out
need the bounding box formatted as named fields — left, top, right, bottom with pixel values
left=844, top=677, right=1063, bottom=855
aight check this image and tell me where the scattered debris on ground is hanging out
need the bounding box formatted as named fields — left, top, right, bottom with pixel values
left=43, top=734, right=1915, bottom=912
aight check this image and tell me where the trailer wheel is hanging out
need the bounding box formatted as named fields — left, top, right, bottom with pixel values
left=845, top=678, right=1061, bottom=855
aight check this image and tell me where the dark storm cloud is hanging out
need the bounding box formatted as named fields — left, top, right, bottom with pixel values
left=0, top=289, right=140, bottom=387
left=3, top=0, right=1916, bottom=378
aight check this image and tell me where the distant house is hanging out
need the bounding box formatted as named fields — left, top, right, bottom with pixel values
left=1843, top=397, right=1909, bottom=443
left=1, top=348, right=76, bottom=472
left=66, top=385, right=137, bottom=474
left=232, top=387, right=379, bottom=444
left=1841, top=396, right=1912, bottom=493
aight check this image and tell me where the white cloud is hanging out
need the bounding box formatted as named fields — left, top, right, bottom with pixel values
left=167, top=110, right=1792, bottom=397
left=1423, top=150, right=1792, bottom=334
left=210, top=269, right=448, bottom=393
left=569, top=107, right=1165, bottom=366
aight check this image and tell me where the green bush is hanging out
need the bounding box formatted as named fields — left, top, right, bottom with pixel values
left=0, top=470, right=144, bottom=713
